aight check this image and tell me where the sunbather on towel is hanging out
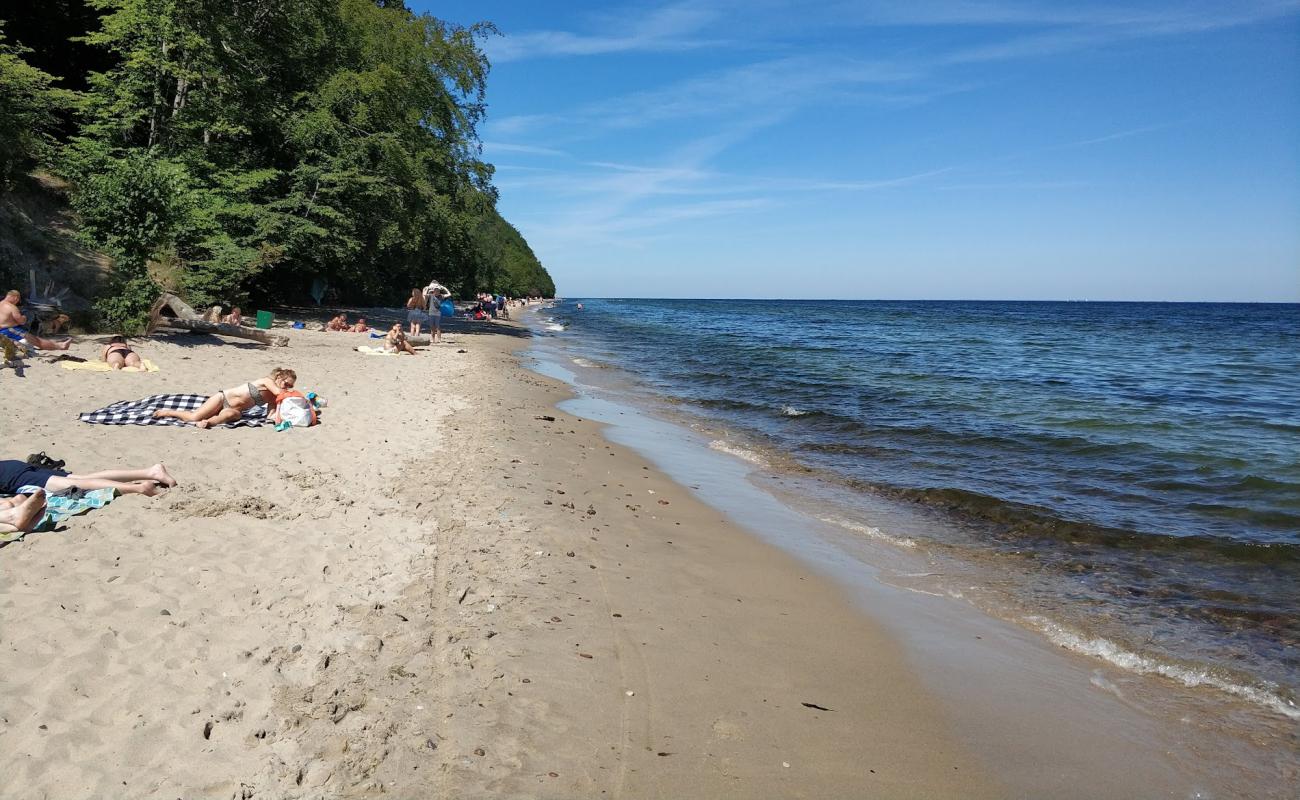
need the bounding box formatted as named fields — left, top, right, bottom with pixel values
left=153, top=367, right=297, bottom=428
left=0, top=490, right=47, bottom=534
left=101, top=335, right=143, bottom=370
left=0, top=459, right=175, bottom=499
left=0, top=289, right=71, bottom=351
left=386, top=323, right=416, bottom=355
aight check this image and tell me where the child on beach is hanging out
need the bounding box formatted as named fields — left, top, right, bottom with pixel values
left=152, top=368, right=297, bottom=428
left=100, top=335, right=142, bottom=370
left=385, top=323, right=416, bottom=355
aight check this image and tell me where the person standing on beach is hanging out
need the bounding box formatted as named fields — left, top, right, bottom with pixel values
left=406, top=288, right=425, bottom=337
left=423, top=279, right=449, bottom=344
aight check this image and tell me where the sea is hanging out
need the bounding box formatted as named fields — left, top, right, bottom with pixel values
left=526, top=299, right=1299, bottom=729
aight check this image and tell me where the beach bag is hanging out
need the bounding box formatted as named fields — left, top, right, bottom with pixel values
left=439, top=299, right=454, bottom=317
left=275, top=390, right=318, bottom=427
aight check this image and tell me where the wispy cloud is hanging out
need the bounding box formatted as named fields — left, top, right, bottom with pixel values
left=485, top=3, right=725, bottom=62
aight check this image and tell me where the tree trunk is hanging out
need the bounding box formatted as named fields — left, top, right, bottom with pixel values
left=147, top=293, right=289, bottom=347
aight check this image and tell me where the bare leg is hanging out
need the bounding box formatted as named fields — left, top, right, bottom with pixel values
left=61, top=463, right=177, bottom=487
left=26, top=333, right=71, bottom=351
left=0, top=489, right=47, bottom=533
left=124, top=352, right=142, bottom=369
left=195, top=407, right=242, bottom=428
left=106, top=352, right=126, bottom=370
left=154, top=393, right=224, bottom=423
left=46, top=475, right=166, bottom=497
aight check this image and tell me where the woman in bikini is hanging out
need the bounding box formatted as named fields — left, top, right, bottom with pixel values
left=100, top=335, right=143, bottom=370
left=385, top=323, right=416, bottom=355
left=153, top=367, right=297, bottom=428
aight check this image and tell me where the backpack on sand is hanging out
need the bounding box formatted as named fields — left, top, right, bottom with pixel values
left=274, top=390, right=318, bottom=427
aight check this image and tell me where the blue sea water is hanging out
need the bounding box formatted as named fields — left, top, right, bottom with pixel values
left=533, top=299, right=1300, bottom=716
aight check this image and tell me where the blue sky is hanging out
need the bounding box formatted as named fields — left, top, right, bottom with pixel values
left=417, top=1, right=1300, bottom=301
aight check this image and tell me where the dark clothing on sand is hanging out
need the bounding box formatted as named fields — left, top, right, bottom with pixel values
left=0, top=460, right=67, bottom=493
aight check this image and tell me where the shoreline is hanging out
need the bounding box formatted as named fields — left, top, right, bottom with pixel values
left=0, top=313, right=1292, bottom=797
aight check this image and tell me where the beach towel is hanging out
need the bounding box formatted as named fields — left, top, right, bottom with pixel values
left=355, top=345, right=399, bottom=356
left=0, top=486, right=116, bottom=541
left=79, top=394, right=269, bottom=427
left=60, top=359, right=159, bottom=373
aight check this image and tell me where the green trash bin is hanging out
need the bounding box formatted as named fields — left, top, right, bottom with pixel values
left=255, top=310, right=274, bottom=329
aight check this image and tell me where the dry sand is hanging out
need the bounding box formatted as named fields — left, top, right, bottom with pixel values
left=1, top=317, right=998, bottom=799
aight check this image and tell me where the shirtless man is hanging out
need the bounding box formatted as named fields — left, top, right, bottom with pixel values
left=0, top=290, right=71, bottom=350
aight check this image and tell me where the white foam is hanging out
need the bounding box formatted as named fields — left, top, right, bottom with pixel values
left=544, top=323, right=566, bottom=332
left=818, top=516, right=918, bottom=549
left=1027, top=617, right=1300, bottom=720
left=781, top=405, right=811, bottom=417
left=571, top=357, right=598, bottom=368
left=708, top=440, right=768, bottom=467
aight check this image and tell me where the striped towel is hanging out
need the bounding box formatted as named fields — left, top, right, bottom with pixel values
left=79, top=394, right=269, bottom=427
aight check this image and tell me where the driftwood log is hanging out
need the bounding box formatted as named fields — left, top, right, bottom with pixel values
left=148, top=293, right=288, bottom=347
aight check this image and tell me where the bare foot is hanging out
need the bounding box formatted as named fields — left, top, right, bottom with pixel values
left=7, top=490, right=47, bottom=532
left=148, top=463, right=178, bottom=487
left=139, top=481, right=166, bottom=497
left=195, top=420, right=211, bottom=429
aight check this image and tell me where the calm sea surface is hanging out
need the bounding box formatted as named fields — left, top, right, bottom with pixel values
left=533, top=299, right=1299, bottom=718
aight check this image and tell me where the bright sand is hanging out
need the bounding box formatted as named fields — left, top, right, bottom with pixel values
left=0, top=317, right=1289, bottom=798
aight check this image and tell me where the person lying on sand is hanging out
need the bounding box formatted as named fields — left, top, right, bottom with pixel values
left=0, top=289, right=71, bottom=351
left=101, top=335, right=143, bottom=370
left=326, top=314, right=349, bottom=331
left=0, top=458, right=176, bottom=513
left=349, top=317, right=372, bottom=333
left=385, top=323, right=416, bottom=355
left=152, top=367, right=296, bottom=428
left=0, top=489, right=47, bottom=534
left=223, top=306, right=243, bottom=326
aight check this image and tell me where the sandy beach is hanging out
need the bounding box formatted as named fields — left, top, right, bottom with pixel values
left=0, top=315, right=994, bottom=798
left=0, top=313, right=1292, bottom=799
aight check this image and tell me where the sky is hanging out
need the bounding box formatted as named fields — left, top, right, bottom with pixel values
left=416, top=1, right=1300, bottom=301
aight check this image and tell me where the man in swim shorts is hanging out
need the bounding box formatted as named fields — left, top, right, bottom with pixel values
left=0, top=458, right=176, bottom=498
left=0, top=290, right=71, bottom=350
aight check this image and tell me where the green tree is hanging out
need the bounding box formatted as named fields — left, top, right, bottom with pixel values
left=0, top=23, right=72, bottom=187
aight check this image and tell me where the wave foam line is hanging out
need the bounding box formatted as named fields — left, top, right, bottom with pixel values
left=819, top=516, right=918, bottom=549
left=708, top=440, right=768, bottom=467
left=1027, top=617, right=1300, bottom=720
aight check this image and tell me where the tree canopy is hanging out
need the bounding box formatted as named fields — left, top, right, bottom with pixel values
left=0, top=0, right=554, bottom=331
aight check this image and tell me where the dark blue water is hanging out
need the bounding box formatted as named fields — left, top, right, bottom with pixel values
left=535, top=299, right=1300, bottom=715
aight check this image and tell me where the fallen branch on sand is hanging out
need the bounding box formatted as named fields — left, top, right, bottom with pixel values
left=147, top=293, right=288, bottom=347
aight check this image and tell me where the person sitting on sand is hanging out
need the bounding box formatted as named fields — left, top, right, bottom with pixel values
left=0, top=489, right=47, bottom=535
left=349, top=317, right=372, bottom=333
left=1, top=459, right=175, bottom=496
left=326, top=314, right=349, bottom=331
left=100, top=335, right=143, bottom=370
left=152, top=368, right=296, bottom=428
left=0, top=289, right=71, bottom=351
left=385, top=323, right=416, bottom=355
left=223, top=306, right=243, bottom=326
